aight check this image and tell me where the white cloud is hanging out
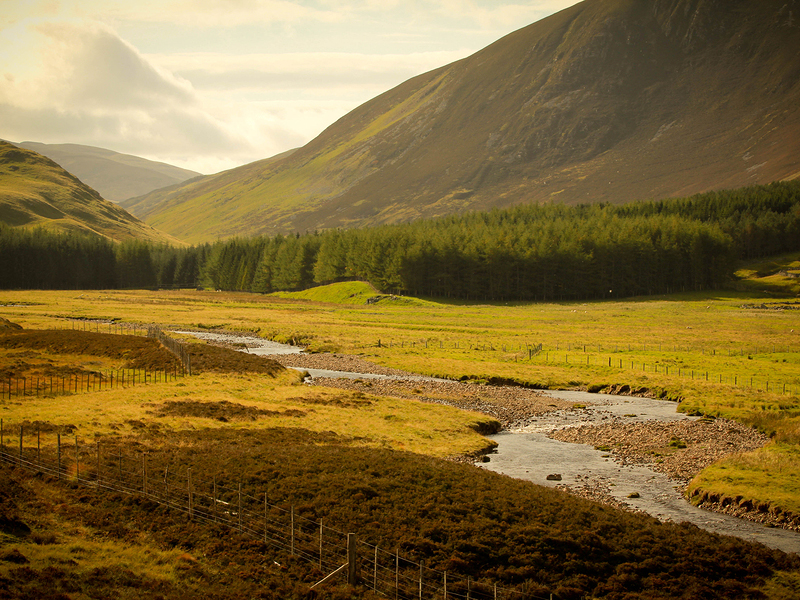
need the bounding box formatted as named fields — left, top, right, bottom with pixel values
left=149, top=50, right=467, bottom=94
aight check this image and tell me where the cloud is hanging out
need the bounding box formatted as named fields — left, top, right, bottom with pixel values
left=0, top=19, right=267, bottom=172
left=149, top=50, right=467, bottom=95
left=20, top=0, right=346, bottom=29
left=0, top=19, right=194, bottom=109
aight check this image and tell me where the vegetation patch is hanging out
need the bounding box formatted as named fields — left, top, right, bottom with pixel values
left=151, top=400, right=306, bottom=422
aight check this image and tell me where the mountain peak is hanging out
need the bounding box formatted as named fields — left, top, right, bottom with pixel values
left=125, top=0, right=800, bottom=243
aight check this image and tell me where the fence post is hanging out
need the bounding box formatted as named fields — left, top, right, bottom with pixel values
left=347, top=533, right=358, bottom=585
left=189, top=469, right=193, bottom=519
left=239, top=483, right=242, bottom=532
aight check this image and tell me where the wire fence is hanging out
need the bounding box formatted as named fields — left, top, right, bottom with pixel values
left=367, top=340, right=800, bottom=397
left=0, top=368, right=183, bottom=400
left=0, top=423, right=556, bottom=600
left=147, top=325, right=192, bottom=375
left=0, top=321, right=193, bottom=400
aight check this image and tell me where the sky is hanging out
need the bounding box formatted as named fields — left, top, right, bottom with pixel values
left=1, top=1, right=579, bottom=175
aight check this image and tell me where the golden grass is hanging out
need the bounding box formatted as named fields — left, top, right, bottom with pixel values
left=2, top=286, right=800, bottom=515
left=688, top=442, right=800, bottom=516
left=0, top=371, right=495, bottom=459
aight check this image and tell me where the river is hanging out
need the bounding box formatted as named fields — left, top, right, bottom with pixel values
left=175, top=330, right=800, bottom=554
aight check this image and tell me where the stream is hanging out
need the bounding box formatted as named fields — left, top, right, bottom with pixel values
left=175, top=330, right=800, bottom=554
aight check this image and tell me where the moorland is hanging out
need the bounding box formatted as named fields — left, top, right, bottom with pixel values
left=1, top=276, right=800, bottom=599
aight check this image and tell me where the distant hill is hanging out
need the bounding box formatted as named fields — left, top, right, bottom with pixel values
left=0, top=141, right=178, bottom=243
left=15, top=141, right=201, bottom=203
left=124, top=0, right=800, bottom=244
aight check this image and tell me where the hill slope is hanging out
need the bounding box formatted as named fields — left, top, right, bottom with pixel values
left=0, top=141, right=178, bottom=243
left=16, top=141, right=201, bottom=203
left=128, top=0, right=800, bottom=243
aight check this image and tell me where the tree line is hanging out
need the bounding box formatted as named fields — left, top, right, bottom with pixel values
left=1, top=181, right=798, bottom=300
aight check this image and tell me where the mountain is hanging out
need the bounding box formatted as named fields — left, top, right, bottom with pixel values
left=0, top=141, right=179, bottom=243
left=125, top=0, right=800, bottom=244
left=15, top=142, right=201, bottom=203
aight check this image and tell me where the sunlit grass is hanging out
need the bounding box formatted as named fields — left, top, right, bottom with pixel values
left=688, top=442, right=800, bottom=516
left=0, top=371, right=495, bottom=459
left=2, top=286, right=800, bottom=517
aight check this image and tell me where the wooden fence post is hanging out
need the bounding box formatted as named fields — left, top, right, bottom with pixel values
left=189, top=469, right=193, bottom=519
left=347, top=533, right=358, bottom=586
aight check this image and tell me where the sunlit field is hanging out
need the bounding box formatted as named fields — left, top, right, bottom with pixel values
left=2, top=283, right=800, bottom=516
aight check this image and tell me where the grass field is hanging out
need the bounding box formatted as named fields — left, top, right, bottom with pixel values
left=1, top=279, right=799, bottom=518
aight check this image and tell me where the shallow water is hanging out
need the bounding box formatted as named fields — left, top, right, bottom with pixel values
left=172, top=330, right=302, bottom=355
left=481, top=390, right=800, bottom=554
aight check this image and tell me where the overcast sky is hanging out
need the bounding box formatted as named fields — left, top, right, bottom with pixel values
left=1, top=0, right=579, bottom=174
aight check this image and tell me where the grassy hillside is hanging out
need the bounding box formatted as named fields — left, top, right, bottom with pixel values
left=0, top=141, right=178, bottom=243
left=273, top=281, right=437, bottom=307
left=17, top=142, right=201, bottom=203
left=125, top=0, right=800, bottom=243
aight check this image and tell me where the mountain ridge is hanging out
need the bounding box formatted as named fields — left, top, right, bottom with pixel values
left=15, top=141, right=201, bottom=203
left=0, top=141, right=180, bottom=243
left=123, top=0, right=800, bottom=243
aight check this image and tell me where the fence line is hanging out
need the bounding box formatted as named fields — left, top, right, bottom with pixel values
left=0, top=424, right=553, bottom=600
left=147, top=325, right=192, bottom=375
left=368, top=339, right=797, bottom=357
left=368, top=340, right=799, bottom=398
left=0, top=368, right=183, bottom=400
